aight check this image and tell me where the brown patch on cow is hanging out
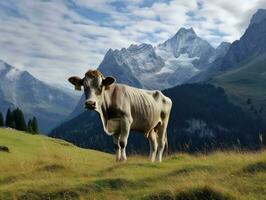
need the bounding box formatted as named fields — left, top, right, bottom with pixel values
left=152, top=91, right=160, bottom=100
left=85, top=70, right=103, bottom=78
left=162, top=98, right=166, bottom=104
left=161, top=111, right=166, bottom=119
left=68, top=76, right=83, bottom=90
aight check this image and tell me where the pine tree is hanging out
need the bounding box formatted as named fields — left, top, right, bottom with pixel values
left=5, top=108, right=15, bottom=128
left=9, top=121, right=16, bottom=129
left=246, top=98, right=252, bottom=105
left=27, top=120, right=33, bottom=133
left=0, top=112, right=4, bottom=127
left=13, top=108, right=27, bottom=131
left=32, top=117, right=39, bottom=134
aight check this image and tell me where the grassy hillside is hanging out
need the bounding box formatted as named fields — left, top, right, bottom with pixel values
left=1, top=128, right=266, bottom=200
left=212, top=54, right=266, bottom=123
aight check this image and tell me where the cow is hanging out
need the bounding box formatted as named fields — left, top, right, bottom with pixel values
left=68, top=70, right=172, bottom=162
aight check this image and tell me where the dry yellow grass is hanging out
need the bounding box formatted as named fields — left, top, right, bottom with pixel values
left=1, top=128, right=266, bottom=200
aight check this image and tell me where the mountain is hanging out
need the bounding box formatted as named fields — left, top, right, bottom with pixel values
left=188, top=42, right=231, bottom=82
left=70, top=28, right=225, bottom=118
left=157, top=28, right=215, bottom=70
left=191, top=9, right=266, bottom=82
left=0, top=60, right=79, bottom=133
left=50, top=83, right=260, bottom=153
left=99, top=45, right=157, bottom=89
left=100, top=28, right=218, bottom=90
left=209, top=42, right=231, bottom=63
left=250, top=8, right=266, bottom=25
left=212, top=53, right=266, bottom=127
left=201, top=9, right=266, bottom=129
left=220, top=17, right=266, bottom=71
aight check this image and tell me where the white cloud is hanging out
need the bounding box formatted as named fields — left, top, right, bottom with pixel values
left=0, top=0, right=265, bottom=91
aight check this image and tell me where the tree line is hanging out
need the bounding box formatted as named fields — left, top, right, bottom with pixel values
left=0, top=108, right=39, bottom=134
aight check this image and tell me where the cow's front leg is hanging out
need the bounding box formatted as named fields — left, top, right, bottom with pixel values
left=119, top=118, right=132, bottom=161
left=148, top=129, right=158, bottom=162
left=112, top=133, right=121, bottom=162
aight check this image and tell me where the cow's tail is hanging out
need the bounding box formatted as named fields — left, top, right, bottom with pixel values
left=164, top=131, right=169, bottom=156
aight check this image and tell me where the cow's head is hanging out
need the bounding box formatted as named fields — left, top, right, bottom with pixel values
left=68, top=70, right=115, bottom=111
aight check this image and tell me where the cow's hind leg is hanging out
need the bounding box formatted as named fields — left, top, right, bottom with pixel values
left=156, top=126, right=166, bottom=162
left=112, top=133, right=121, bottom=162
left=119, top=117, right=132, bottom=161
left=156, top=113, right=170, bottom=162
left=148, top=129, right=158, bottom=162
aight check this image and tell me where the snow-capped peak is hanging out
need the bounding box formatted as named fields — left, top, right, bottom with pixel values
left=158, top=27, right=214, bottom=60
left=0, top=60, right=24, bottom=81
left=6, top=67, right=22, bottom=81
left=175, top=27, right=196, bottom=36
left=98, top=27, right=223, bottom=90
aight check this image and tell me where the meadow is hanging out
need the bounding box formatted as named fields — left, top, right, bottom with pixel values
left=1, top=128, right=266, bottom=200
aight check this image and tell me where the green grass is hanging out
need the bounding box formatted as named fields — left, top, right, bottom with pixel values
left=1, top=128, right=266, bottom=200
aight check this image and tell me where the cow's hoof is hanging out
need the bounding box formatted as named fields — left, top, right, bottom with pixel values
left=120, top=157, right=127, bottom=162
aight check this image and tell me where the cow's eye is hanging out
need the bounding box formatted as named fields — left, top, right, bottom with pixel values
left=96, top=87, right=102, bottom=95
left=84, top=87, right=91, bottom=98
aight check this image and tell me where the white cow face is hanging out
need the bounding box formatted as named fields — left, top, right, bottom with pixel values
left=68, top=70, right=115, bottom=111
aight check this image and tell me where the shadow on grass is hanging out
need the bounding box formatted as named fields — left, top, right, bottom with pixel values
left=38, top=164, right=65, bottom=172
left=13, top=178, right=137, bottom=200
left=0, top=145, right=10, bottom=152
left=166, top=165, right=213, bottom=177
left=98, top=162, right=159, bottom=176
left=0, top=176, right=17, bottom=185
left=16, top=190, right=79, bottom=200
left=145, top=186, right=235, bottom=200
left=93, top=178, right=136, bottom=190
left=241, top=161, right=266, bottom=174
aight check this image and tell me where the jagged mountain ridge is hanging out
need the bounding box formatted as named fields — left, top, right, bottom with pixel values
left=0, top=60, right=79, bottom=133
left=100, top=27, right=224, bottom=90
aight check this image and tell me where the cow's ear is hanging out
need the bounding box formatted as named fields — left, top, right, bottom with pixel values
left=68, top=76, right=83, bottom=91
left=102, top=76, right=115, bottom=86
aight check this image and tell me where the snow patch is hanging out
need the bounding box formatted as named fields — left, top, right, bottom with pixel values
left=184, top=118, right=215, bottom=138
left=48, top=94, right=53, bottom=101
left=156, top=46, right=199, bottom=73
left=155, top=67, right=174, bottom=75
left=0, top=61, right=6, bottom=71
left=6, top=68, right=22, bottom=81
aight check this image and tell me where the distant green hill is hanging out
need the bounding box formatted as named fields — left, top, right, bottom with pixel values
left=212, top=54, right=266, bottom=128
left=1, top=128, right=266, bottom=200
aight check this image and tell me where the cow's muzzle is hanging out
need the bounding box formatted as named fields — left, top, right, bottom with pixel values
left=85, top=100, right=96, bottom=110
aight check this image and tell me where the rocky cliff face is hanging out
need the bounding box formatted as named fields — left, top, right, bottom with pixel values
left=99, top=28, right=218, bottom=90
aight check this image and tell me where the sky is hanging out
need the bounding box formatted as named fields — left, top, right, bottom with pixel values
left=0, top=0, right=265, bottom=90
